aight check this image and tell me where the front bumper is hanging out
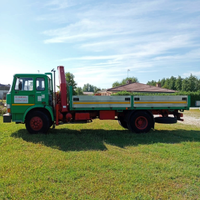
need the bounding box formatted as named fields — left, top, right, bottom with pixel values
left=3, top=113, right=12, bottom=123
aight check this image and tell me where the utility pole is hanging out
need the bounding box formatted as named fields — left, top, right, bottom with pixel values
left=127, top=69, right=130, bottom=77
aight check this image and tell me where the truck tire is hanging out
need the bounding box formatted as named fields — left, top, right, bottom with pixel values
left=154, top=117, right=177, bottom=124
left=118, top=118, right=128, bottom=129
left=128, top=111, right=153, bottom=133
left=25, top=111, right=50, bottom=134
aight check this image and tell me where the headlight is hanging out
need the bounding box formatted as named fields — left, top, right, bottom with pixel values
left=7, top=104, right=11, bottom=113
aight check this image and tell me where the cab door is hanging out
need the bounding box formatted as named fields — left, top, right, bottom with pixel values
left=11, top=77, right=35, bottom=122
left=35, top=77, right=48, bottom=105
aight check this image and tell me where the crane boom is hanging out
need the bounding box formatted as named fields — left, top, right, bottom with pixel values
left=57, top=66, right=68, bottom=112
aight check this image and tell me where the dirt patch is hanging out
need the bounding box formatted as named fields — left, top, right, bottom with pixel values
left=154, top=109, right=200, bottom=127
left=179, top=115, right=200, bottom=127
left=179, top=109, right=200, bottom=127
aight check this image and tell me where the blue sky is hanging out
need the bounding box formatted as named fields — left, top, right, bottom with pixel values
left=0, top=0, right=200, bottom=89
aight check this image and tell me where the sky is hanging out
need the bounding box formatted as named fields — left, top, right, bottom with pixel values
left=0, top=0, right=200, bottom=89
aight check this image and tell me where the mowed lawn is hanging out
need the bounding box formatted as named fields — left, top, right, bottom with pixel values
left=0, top=110, right=200, bottom=199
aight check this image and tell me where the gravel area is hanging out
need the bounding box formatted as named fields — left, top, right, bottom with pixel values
left=178, top=109, right=200, bottom=127
left=178, top=115, right=200, bottom=127
left=154, top=109, right=200, bottom=127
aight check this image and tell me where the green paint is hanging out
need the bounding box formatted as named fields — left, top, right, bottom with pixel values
left=6, top=73, right=54, bottom=123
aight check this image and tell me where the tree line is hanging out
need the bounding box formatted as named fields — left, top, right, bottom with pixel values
left=112, top=77, right=139, bottom=88
left=147, top=74, right=200, bottom=92
left=65, top=72, right=100, bottom=95
left=112, top=74, right=200, bottom=92
left=65, top=72, right=200, bottom=95
left=65, top=73, right=139, bottom=95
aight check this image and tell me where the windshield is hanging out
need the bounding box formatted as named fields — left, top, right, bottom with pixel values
left=15, top=77, right=33, bottom=91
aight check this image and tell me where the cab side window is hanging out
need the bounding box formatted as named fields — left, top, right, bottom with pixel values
left=15, top=78, right=33, bottom=91
left=36, top=78, right=45, bottom=91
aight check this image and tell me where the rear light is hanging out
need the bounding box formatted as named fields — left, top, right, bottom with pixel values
left=7, top=104, right=11, bottom=113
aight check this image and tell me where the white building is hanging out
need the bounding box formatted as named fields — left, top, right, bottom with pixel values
left=0, top=84, right=10, bottom=99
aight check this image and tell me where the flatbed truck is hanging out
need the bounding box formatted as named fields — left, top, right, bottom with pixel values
left=3, top=66, right=190, bottom=134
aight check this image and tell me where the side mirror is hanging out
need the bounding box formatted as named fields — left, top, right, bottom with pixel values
left=19, top=82, right=22, bottom=90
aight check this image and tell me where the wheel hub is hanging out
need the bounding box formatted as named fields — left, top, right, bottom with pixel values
left=135, top=116, right=148, bottom=130
left=30, top=117, right=43, bottom=131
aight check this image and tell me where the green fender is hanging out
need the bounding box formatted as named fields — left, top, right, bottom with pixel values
left=23, top=105, right=54, bottom=123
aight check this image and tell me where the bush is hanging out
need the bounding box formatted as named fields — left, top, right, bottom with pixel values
left=0, top=106, right=7, bottom=115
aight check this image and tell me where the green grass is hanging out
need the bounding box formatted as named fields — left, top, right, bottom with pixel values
left=0, top=110, right=200, bottom=199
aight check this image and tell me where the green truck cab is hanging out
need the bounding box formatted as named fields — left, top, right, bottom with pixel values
left=4, top=73, right=54, bottom=133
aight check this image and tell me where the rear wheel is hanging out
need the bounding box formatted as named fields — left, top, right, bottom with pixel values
left=26, top=111, right=50, bottom=134
left=128, top=111, right=153, bottom=133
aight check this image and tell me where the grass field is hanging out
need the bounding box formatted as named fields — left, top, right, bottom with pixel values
left=0, top=110, right=200, bottom=199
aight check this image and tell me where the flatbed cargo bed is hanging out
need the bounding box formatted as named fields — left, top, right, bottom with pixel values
left=70, top=95, right=190, bottom=111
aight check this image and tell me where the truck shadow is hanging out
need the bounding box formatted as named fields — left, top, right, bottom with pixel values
left=11, top=128, right=200, bottom=152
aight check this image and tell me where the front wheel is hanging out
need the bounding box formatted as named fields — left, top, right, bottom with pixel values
left=25, top=111, right=50, bottom=134
left=128, top=111, right=153, bottom=133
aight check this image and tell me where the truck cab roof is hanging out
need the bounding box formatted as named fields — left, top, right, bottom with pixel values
left=13, top=73, right=50, bottom=77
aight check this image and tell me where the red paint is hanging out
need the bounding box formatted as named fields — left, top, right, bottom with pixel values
left=30, top=116, right=43, bottom=131
left=135, top=116, right=148, bottom=130
left=56, top=104, right=59, bottom=125
left=75, top=113, right=91, bottom=120
left=57, top=66, right=68, bottom=112
left=99, top=110, right=115, bottom=120
left=56, top=104, right=64, bottom=125
left=66, top=113, right=72, bottom=122
left=179, top=113, right=183, bottom=117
